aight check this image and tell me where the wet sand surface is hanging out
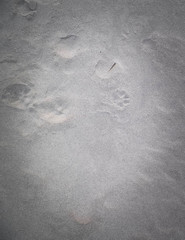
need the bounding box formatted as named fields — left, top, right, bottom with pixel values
left=1, top=0, right=185, bottom=239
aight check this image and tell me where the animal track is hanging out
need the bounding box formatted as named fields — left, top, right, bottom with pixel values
left=1, top=83, right=70, bottom=125
left=1, top=83, right=32, bottom=109
left=55, top=35, right=79, bottom=59
left=31, top=97, right=69, bottom=124
left=95, top=57, right=126, bottom=79
left=2, top=83, right=31, bottom=102
left=95, top=60, right=118, bottom=79
left=102, top=88, right=130, bottom=111
left=97, top=89, right=131, bottom=123
left=111, top=89, right=130, bottom=109
left=97, top=88, right=131, bottom=123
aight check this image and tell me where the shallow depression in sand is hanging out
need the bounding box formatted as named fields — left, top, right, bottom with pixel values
left=1, top=0, right=185, bottom=239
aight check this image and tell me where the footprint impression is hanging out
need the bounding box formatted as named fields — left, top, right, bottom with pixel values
left=95, top=60, right=123, bottom=79
left=55, top=35, right=80, bottom=59
left=111, top=88, right=130, bottom=109
left=98, top=87, right=131, bottom=123
left=1, top=83, right=70, bottom=125
left=1, top=83, right=33, bottom=110
left=30, top=97, right=70, bottom=124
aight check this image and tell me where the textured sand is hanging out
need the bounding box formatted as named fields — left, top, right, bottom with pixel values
left=0, top=0, right=185, bottom=239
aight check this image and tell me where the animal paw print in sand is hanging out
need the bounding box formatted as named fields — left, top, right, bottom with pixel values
left=111, top=89, right=130, bottom=110
left=98, top=88, right=131, bottom=123
left=95, top=60, right=123, bottom=79
left=31, top=97, right=69, bottom=124
left=1, top=83, right=33, bottom=109
left=55, top=35, right=79, bottom=59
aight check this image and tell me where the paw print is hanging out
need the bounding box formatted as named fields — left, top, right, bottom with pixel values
left=97, top=87, right=131, bottom=124
left=111, top=89, right=130, bottom=109
left=31, top=97, right=69, bottom=124
left=1, top=83, right=33, bottom=109
left=2, top=83, right=31, bottom=103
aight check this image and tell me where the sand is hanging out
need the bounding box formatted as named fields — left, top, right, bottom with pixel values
left=0, top=0, right=185, bottom=239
